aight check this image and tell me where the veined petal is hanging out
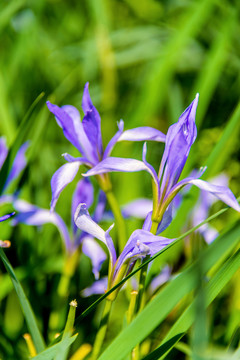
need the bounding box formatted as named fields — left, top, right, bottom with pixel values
left=13, top=200, right=72, bottom=251
left=118, top=127, right=166, bottom=142
left=4, top=142, right=29, bottom=191
left=103, top=120, right=124, bottom=159
left=83, top=156, right=157, bottom=184
left=0, top=212, right=15, bottom=223
left=189, top=179, right=240, bottom=212
left=51, top=161, right=81, bottom=211
left=114, top=229, right=174, bottom=276
left=71, top=178, right=94, bottom=233
left=82, top=236, right=107, bottom=279
left=159, top=94, right=198, bottom=194
left=0, top=137, right=8, bottom=170
left=82, top=83, right=103, bottom=156
left=47, top=101, right=97, bottom=163
left=74, top=203, right=117, bottom=267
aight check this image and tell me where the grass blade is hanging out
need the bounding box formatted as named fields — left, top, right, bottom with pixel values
left=98, top=222, right=240, bottom=360
left=0, top=248, right=45, bottom=353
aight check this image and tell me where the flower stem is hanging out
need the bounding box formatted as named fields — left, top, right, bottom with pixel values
left=91, top=299, right=113, bottom=360
left=49, top=249, right=80, bottom=334
left=105, top=190, right=127, bottom=252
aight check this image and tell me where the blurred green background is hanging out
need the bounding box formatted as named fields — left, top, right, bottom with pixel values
left=0, top=0, right=240, bottom=358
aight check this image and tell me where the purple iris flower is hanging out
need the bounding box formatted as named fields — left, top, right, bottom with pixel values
left=82, top=94, right=240, bottom=232
left=46, top=83, right=166, bottom=211
left=12, top=178, right=107, bottom=279
left=74, top=203, right=174, bottom=289
left=0, top=137, right=29, bottom=227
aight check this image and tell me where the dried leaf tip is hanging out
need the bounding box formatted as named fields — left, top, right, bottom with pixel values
left=70, top=299, right=78, bottom=308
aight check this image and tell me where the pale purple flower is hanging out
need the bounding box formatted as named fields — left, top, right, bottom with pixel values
left=74, top=203, right=174, bottom=287
left=83, top=94, right=240, bottom=232
left=12, top=178, right=107, bottom=279
left=47, top=83, right=166, bottom=211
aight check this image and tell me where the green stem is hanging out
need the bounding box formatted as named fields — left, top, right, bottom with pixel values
left=91, top=299, right=113, bottom=360
left=49, top=249, right=80, bottom=334
left=106, top=190, right=127, bottom=252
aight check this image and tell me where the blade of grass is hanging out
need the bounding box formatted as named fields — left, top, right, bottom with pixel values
left=98, top=221, right=240, bottom=360
left=128, top=0, right=217, bottom=126
left=153, top=249, right=240, bottom=359
left=32, top=335, right=78, bottom=360
left=0, top=248, right=45, bottom=353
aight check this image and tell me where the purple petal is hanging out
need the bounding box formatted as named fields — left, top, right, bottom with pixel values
left=81, top=277, right=108, bottom=297
left=4, top=142, right=29, bottom=190
left=142, top=142, right=160, bottom=190
left=47, top=102, right=96, bottom=164
left=114, top=229, right=174, bottom=276
left=159, top=94, right=198, bottom=196
left=83, top=156, right=156, bottom=182
left=103, top=120, right=124, bottom=159
left=74, top=203, right=117, bottom=267
left=122, top=198, right=153, bottom=219
left=71, top=178, right=94, bottom=233
left=199, top=224, right=219, bottom=244
left=50, top=161, right=82, bottom=211
left=118, top=127, right=166, bottom=142
left=82, top=236, right=107, bottom=279
left=13, top=200, right=72, bottom=251
left=149, top=266, right=171, bottom=294
left=0, top=137, right=8, bottom=170
left=62, top=153, right=92, bottom=167
left=142, top=211, right=152, bottom=231
left=81, top=83, right=103, bottom=156
left=0, top=212, right=15, bottom=223
left=189, top=179, right=240, bottom=212
left=93, top=191, right=106, bottom=223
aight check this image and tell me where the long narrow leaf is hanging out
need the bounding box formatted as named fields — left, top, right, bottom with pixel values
left=0, top=248, right=45, bottom=353
left=143, top=249, right=240, bottom=359
left=98, top=222, right=240, bottom=360
left=32, top=335, right=77, bottom=360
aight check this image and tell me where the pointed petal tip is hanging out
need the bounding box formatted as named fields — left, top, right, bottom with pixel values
left=74, top=203, right=88, bottom=223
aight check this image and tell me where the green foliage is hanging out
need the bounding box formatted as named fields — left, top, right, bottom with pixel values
left=0, top=0, right=240, bottom=359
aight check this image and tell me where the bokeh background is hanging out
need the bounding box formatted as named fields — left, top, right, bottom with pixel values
left=0, top=0, right=240, bottom=358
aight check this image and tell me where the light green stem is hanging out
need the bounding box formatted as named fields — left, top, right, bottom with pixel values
left=49, top=249, right=80, bottom=334
left=91, top=299, right=113, bottom=360
left=106, top=190, right=127, bottom=252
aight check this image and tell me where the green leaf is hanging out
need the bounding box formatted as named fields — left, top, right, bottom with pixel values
left=98, top=222, right=240, bottom=360
left=0, top=248, right=45, bottom=353
left=146, top=248, right=240, bottom=359
left=32, top=335, right=77, bottom=360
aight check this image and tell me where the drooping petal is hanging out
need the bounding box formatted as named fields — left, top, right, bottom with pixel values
left=81, top=277, right=108, bottom=297
left=82, top=83, right=103, bottom=156
left=4, top=142, right=29, bottom=191
left=0, top=212, right=15, bottom=222
left=114, top=229, right=174, bottom=276
left=159, top=94, right=198, bottom=196
left=189, top=179, right=240, bottom=212
left=0, top=137, right=8, bottom=170
left=82, top=236, right=107, bottom=279
left=83, top=156, right=157, bottom=185
left=103, top=120, right=124, bottom=159
left=71, top=178, right=94, bottom=233
left=13, top=200, right=72, bottom=251
left=50, top=161, right=82, bottom=211
left=118, top=127, right=166, bottom=143
left=142, top=142, right=160, bottom=190
left=62, top=153, right=92, bottom=167
left=74, top=203, right=117, bottom=267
